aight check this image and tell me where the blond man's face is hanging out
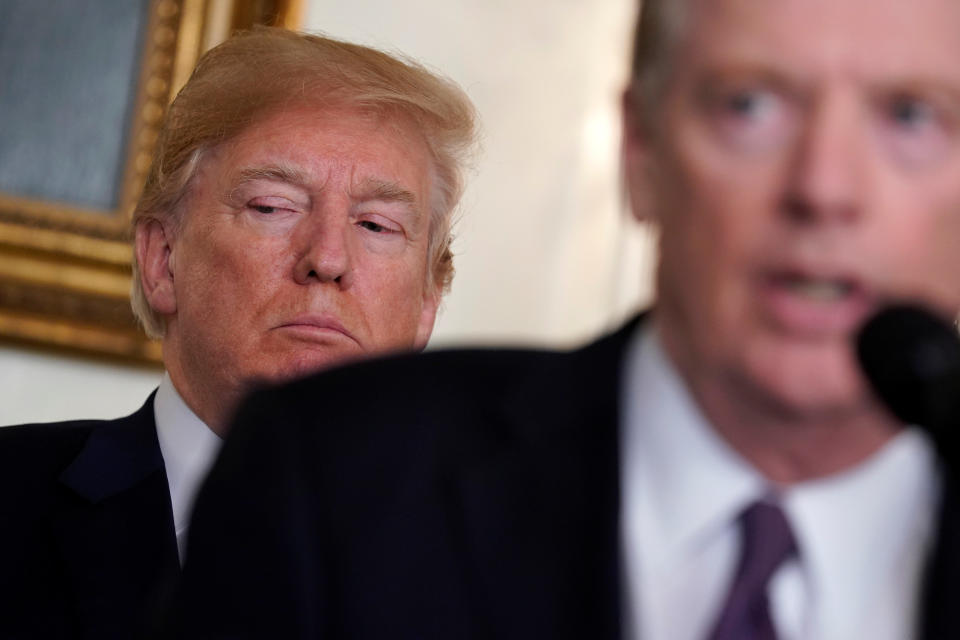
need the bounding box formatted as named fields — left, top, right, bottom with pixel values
left=142, top=104, right=440, bottom=426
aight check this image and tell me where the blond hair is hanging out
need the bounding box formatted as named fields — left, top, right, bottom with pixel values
left=131, top=28, right=477, bottom=338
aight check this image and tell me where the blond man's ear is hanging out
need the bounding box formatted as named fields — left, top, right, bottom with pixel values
left=413, top=286, right=441, bottom=351
left=135, top=218, right=178, bottom=316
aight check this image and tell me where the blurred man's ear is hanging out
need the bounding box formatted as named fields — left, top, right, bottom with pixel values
left=135, top=218, right=178, bottom=316
left=622, top=87, right=658, bottom=224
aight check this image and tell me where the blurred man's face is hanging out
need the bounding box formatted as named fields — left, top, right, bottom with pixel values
left=630, top=0, right=960, bottom=420
left=143, top=104, right=439, bottom=430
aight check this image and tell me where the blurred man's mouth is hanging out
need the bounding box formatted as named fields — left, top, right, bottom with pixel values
left=779, top=274, right=854, bottom=301
left=761, top=270, right=873, bottom=336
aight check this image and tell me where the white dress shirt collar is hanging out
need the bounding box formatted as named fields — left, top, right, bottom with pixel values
left=154, top=373, right=223, bottom=563
left=621, top=320, right=940, bottom=640
left=783, top=436, right=939, bottom=638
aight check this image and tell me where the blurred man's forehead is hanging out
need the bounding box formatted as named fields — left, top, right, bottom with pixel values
left=675, top=0, right=960, bottom=85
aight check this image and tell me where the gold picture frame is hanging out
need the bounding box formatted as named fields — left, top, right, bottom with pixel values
left=0, top=0, right=302, bottom=364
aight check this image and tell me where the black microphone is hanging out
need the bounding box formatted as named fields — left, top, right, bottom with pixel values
left=856, top=304, right=960, bottom=455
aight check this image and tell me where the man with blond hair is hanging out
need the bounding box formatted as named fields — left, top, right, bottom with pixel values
left=174, top=1, right=960, bottom=638
left=0, top=27, right=476, bottom=638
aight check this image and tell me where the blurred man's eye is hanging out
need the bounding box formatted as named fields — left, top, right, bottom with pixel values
left=878, top=93, right=954, bottom=168
left=723, top=89, right=773, bottom=120
left=704, top=84, right=795, bottom=154
left=252, top=204, right=278, bottom=214
left=889, top=96, right=935, bottom=130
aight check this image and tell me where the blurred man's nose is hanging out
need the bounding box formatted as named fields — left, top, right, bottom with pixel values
left=781, top=91, right=867, bottom=225
left=292, top=207, right=353, bottom=287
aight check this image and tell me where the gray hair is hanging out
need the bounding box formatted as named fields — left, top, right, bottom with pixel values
left=629, top=0, right=690, bottom=124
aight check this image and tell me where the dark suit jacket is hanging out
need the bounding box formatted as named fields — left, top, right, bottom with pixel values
left=171, top=317, right=960, bottom=638
left=0, top=394, right=180, bottom=639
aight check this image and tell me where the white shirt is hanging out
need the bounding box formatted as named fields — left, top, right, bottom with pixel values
left=620, top=323, right=940, bottom=640
left=154, top=373, right=223, bottom=564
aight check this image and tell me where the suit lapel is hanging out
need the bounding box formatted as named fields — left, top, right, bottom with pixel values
left=55, top=394, right=180, bottom=637
left=455, top=318, right=641, bottom=639
left=60, top=393, right=166, bottom=502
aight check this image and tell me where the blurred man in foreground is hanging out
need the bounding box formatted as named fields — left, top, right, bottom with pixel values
left=0, top=28, right=475, bottom=638
left=174, top=1, right=960, bottom=638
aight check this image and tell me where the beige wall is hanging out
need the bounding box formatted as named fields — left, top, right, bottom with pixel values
left=1, top=345, right=161, bottom=425
left=1, top=0, right=655, bottom=426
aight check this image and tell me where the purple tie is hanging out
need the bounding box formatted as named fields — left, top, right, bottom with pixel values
left=707, top=501, right=797, bottom=640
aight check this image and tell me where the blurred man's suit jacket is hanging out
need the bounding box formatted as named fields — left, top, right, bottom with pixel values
left=172, top=316, right=960, bottom=639
left=0, top=394, right=179, bottom=639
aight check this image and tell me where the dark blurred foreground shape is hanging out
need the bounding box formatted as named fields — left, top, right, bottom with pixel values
left=169, top=325, right=630, bottom=639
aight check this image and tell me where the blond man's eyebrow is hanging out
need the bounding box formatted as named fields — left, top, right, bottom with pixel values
left=355, top=178, right=419, bottom=206
left=233, top=164, right=311, bottom=187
